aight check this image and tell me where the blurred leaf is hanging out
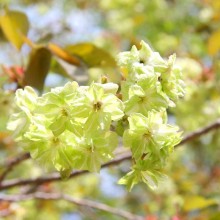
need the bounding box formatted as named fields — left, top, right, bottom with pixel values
left=0, top=8, right=29, bottom=50
left=0, top=201, right=10, bottom=209
left=133, top=14, right=145, bottom=26
left=145, top=215, right=158, bottom=220
left=183, top=196, right=217, bottom=212
left=0, top=73, right=8, bottom=87
left=24, top=46, right=52, bottom=92
left=0, top=28, right=7, bottom=41
left=209, top=0, right=220, bottom=11
left=0, top=132, right=9, bottom=141
left=207, top=30, right=220, bottom=55
left=51, top=58, right=89, bottom=85
left=65, top=43, right=116, bottom=68
left=48, top=43, right=81, bottom=67
left=37, top=33, right=53, bottom=44
left=50, top=58, right=71, bottom=78
left=209, top=212, right=220, bottom=220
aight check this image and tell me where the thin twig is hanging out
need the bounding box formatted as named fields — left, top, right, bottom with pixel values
left=0, top=151, right=131, bottom=190
left=0, top=153, right=30, bottom=183
left=1, top=119, right=220, bottom=191
left=0, top=192, right=144, bottom=220
left=176, top=118, right=220, bottom=147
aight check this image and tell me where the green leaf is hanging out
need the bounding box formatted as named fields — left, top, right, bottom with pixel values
left=48, top=43, right=81, bottom=66
left=0, top=27, right=7, bottom=42
left=24, top=46, right=52, bottom=92
left=209, top=212, right=220, bottom=220
left=0, top=8, right=29, bottom=50
left=207, top=30, right=220, bottom=56
left=183, top=196, right=217, bottom=212
left=65, top=43, right=116, bottom=68
left=50, top=57, right=74, bottom=79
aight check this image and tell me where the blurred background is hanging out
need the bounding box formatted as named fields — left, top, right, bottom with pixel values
left=0, top=0, right=220, bottom=219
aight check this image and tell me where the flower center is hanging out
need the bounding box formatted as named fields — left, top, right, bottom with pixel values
left=93, top=101, right=102, bottom=111
left=52, top=137, right=60, bottom=145
left=139, top=97, right=146, bottom=103
left=61, top=108, right=68, bottom=117
left=143, top=130, right=151, bottom=140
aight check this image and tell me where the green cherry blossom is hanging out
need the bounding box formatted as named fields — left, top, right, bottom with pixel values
left=72, top=82, right=124, bottom=130
left=68, top=124, right=118, bottom=172
left=7, top=40, right=185, bottom=190
left=123, top=76, right=169, bottom=115
left=7, top=86, right=38, bottom=139
left=123, top=112, right=181, bottom=160
left=36, top=81, right=79, bottom=136
left=160, top=54, right=185, bottom=103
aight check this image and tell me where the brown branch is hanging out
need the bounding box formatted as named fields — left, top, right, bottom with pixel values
left=1, top=119, right=220, bottom=191
left=0, top=153, right=30, bottom=183
left=0, top=192, right=144, bottom=220
left=176, top=118, right=220, bottom=147
left=0, top=151, right=132, bottom=190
